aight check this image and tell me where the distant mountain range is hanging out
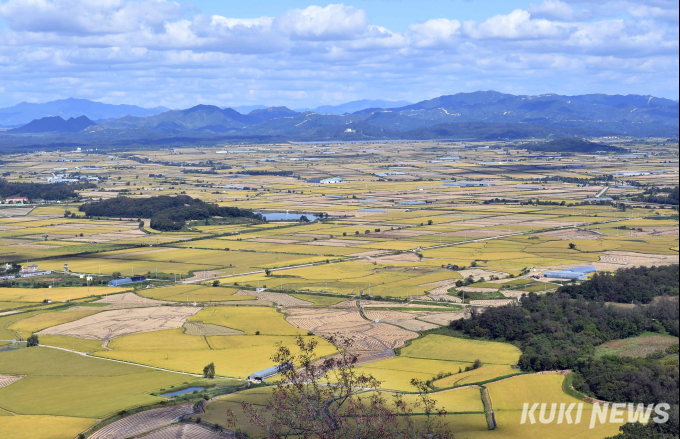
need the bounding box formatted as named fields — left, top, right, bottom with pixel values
left=298, top=99, right=412, bottom=115
left=0, top=98, right=168, bottom=127
left=9, top=116, right=96, bottom=133
left=2, top=92, right=677, bottom=144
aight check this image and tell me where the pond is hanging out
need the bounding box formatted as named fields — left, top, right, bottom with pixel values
left=256, top=212, right=319, bottom=221
left=161, top=387, right=206, bottom=397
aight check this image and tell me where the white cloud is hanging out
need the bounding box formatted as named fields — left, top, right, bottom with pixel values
left=464, top=9, right=569, bottom=39
left=0, top=0, right=677, bottom=108
left=274, top=4, right=367, bottom=41
left=409, top=19, right=461, bottom=48
left=527, top=0, right=590, bottom=21
left=0, top=0, right=185, bottom=34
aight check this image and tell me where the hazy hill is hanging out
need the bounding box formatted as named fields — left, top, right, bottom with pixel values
left=247, top=106, right=298, bottom=123
left=518, top=137, right=629, bottom=153
left=309, top=99, right=412, bottom=115
left=9, top=115, right=96, bottom=133
left=370, top=91, right=679, bottom=129
left=0, top=98, right=168, bottom=127
left=3, top=91, right=677, bottom=145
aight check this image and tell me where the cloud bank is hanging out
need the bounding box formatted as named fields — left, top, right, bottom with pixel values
left=0, top=0, right=677, bottom=108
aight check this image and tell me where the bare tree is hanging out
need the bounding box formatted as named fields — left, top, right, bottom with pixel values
left=241, top=335, right=453, bottom=438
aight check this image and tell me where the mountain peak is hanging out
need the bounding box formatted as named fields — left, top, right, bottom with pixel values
left=9, top=115, right=96, bottom=133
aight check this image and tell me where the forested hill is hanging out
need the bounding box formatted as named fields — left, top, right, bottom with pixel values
left=557, top=265, right=679, bottom=303
left=449, top=264, right=679, bottom=438
left=0, top=178, right=93, bottom=200
left=518, top=137, right=628, bottom=153
left=79, top=195, right=264, bottom=231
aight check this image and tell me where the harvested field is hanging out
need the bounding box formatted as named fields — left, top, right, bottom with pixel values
left=538, top=229, right=602, bottom=240
left=183, top=321, right=244, bottom=336
left=101, top=248, right=176, bottom=258
left=440, top=229, right=508, bottom=238
left=469, top=299, right=515, bottom=306
left=284, top=307, right=417, bottom=356
left=425, top=283, right=462, bottom=303
left=143, top=423, right=229, bottom=439
left=250, top=238, right=300, bottom=244
left=346, top=250, right=386, bottom=258
left=420, top=278, right=460, bottom=288
left=457, top=286, right=499, bottom=293
left=598, top=251, right=679, bottom=268
left=8, top=243, right=58, bottom=249
left=184, top=270, right=225, bottom=282
left=457, top=269, right=508, bottom=281
left=371, top=229, right=434, bottom=239
left=0, top=374, right=23, bottom=388
left=499, top=290, right=529, bottom=299
left=417, top=311, right=467, bottom=326
left=95, top=293, right=171, bottom=305
left=332, top=299, right=358, bottom=308
left=88, top=403, right=195, bottom=439
left=638, top=226, right=679, bottom=237
left=304, top=239, right=373, bottom=247
left=388, top=319, right=439, bottom=331
left=38, top=306, right=201, bottom=340
left=64, top=230, right=147, bottom=242
left=234, top=290, right=312, bottom=306
left=371, top=253, right=423, bottom=262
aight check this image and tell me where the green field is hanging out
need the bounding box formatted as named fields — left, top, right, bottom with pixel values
left=595, top=332, right=679, bottom=358
left=0, top=347, right=187, bottom=418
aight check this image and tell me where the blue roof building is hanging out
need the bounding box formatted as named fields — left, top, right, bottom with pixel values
left=108, top=276, right=147, bottom=287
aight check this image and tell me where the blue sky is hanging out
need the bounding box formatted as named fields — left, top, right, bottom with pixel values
left=0, top=0, right=677, bottom=109
left=192, top=1, right=531, bottom=31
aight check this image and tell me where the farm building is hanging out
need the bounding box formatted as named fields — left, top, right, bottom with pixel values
left=615, top=185, right=636, bottom=189
left=397, top=201, right=426, bottom=205
left=247, top=363, right=291, bottom=382
left=517, top=185, right=544, bottom=190
left=3, top=197, right=28, bottom=204
left=544, top=266, right=596, bottom=280
left=108, top=276, right=147, bottom=287
left=584, top=197, right=614, bottom=202
left=455, top=182, right=492, bottom=187
left=328, top=195, right=344, bottom=199
left=307, top=177, right=343, bottom=184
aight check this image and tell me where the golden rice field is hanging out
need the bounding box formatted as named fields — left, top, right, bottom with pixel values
left=0, top=140, right=676, bottom=438
left=0, top=415, right=97, bottom=439
left=95, top=328, right=336, bottom=378
left=0, top=286, right=130, bottom=302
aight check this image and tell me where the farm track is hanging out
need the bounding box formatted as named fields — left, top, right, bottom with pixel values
left=88, top=403, right=195, bottom=439
left=38, top=344, right=212, bottom=378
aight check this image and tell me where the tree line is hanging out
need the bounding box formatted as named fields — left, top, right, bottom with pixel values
left=448, top=264, right=679, bottom=437
left=0, top=178, right=93, bottom=201
left=557, top=265, right=679, bottom=304
left=79, top=195, right=264, bottom=231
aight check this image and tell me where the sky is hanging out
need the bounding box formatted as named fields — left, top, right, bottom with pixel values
left=0, top=0, right=677, bottom=109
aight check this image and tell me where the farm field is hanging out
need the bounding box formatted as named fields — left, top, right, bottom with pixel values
left=0, top=139, right=676, bottom=438
left=0, top=348, right=187, bottom=417
left=595, top=332, right=679, bottom=358
left=94, top=328, right=336, bottom=378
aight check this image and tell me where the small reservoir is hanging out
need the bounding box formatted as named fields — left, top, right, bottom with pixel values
left=256, top=212, right=319, bottom=221
left=162, top=387, right=205, bottom=397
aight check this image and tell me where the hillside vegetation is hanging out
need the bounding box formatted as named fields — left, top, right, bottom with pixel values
left=518, top=137, right=628, bottom=153
left=79, top=195, right=264, bottom=231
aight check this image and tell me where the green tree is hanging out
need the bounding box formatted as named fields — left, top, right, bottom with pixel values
left=203, top=362, right=215, bottom=379
left=27, top=334, right=39, bottom=347
left=212, top=280, right=220, bottom=287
